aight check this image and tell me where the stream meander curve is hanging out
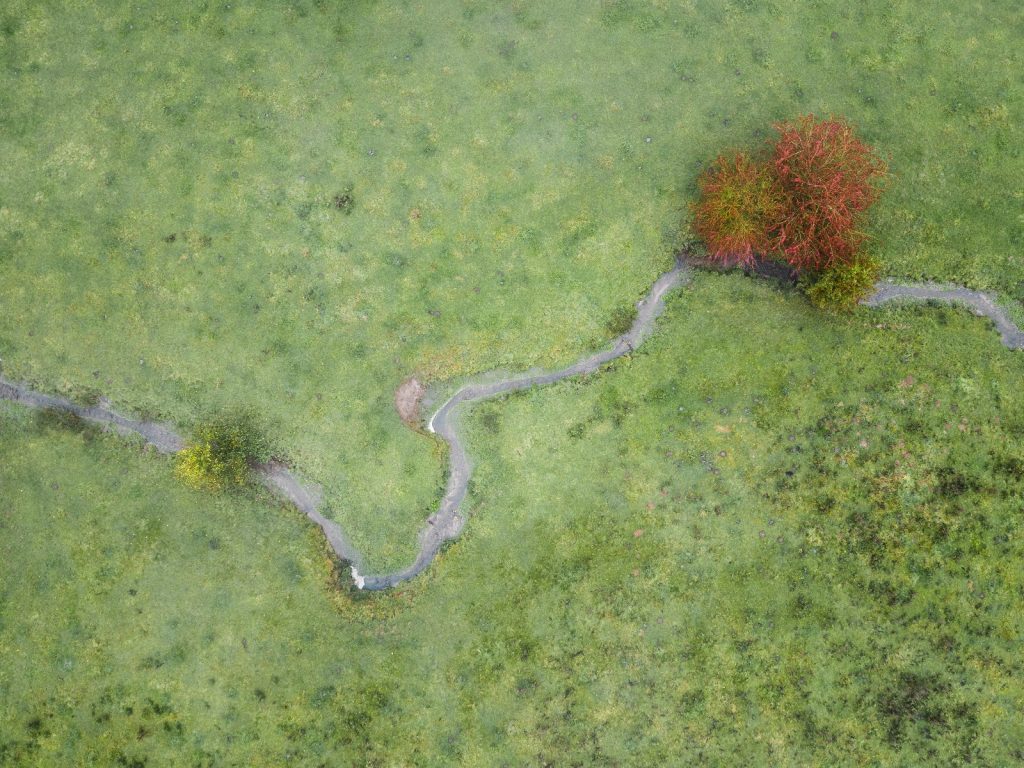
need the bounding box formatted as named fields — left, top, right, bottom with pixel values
left=2, top=258, right=1021, bottom=590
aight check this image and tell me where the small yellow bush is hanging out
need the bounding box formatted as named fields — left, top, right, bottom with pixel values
left=805, top=253, right=882, bottom=312
left=175, top=411, right=269, bottom=491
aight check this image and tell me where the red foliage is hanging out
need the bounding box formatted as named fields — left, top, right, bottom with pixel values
left=769, top=115, right=887, bottom=271
left=691, top=151, right=784, bottom=266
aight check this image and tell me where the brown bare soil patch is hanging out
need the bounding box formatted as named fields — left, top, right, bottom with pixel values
left=394, top=377, right=426, bottom=428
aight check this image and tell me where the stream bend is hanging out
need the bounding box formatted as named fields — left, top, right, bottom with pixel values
left=2, top=261, right=1021, bottom=590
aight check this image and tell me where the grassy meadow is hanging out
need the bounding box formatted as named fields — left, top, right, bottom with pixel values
left=4, top=277, right=1024, bottom=765
left=1, top=0, right=1022, bottom=568
left=1, top=0, right=1023, bottom=764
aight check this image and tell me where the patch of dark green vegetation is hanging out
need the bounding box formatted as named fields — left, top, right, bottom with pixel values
left=33, top=407, right=100, bottom=440
left=333, top=186, right=355, bottom=215
left=605, top=304, right=638, bottom=337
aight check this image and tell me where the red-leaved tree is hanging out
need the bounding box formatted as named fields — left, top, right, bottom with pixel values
left=691, top=151, right=784, bottom=266
left=769, top=115, right=888, bottom=271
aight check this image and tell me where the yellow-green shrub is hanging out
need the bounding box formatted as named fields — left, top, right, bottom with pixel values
left=804, top=254, right=882, bottom=312
left=175, top=411, right=270, bottom=491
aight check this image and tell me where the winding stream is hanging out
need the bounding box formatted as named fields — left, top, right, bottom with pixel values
left=2, top=260, right=1021, bottom=590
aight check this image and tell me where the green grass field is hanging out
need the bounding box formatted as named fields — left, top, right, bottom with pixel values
left=4, top=279, right=1024, bottom=765
left=2, top=1, right=1023, bottom=765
